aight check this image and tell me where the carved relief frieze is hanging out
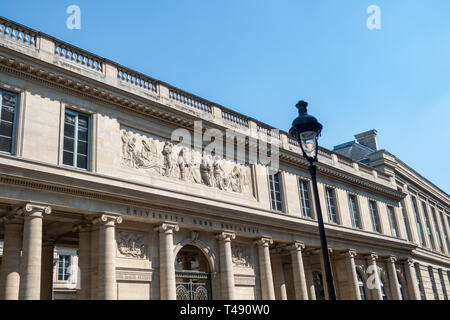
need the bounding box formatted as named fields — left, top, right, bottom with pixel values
left=232, top=245, right=253, bottom=268
left=116, top=231, right=148, bottom=259
left=120, top=127, right=252, bottom=195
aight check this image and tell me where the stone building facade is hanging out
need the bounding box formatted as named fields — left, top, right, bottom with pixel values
left=0, top=17, right=448, bottom=300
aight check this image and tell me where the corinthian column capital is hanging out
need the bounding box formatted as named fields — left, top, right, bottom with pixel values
left=154, top=222, right=179, bottom=234
left=367, top=252, right=378, bottom=262
left=216, top=231, right=236, bottom=242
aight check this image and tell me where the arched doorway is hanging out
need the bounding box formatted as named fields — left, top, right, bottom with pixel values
left=175, top=245, right=211, bottom=300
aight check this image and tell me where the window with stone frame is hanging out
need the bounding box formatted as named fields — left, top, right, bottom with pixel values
left=421, top=202, right=436, bottom=250
left=63, top=109, right=90, bottom=170
left=411, top=196, right=425, bottom=245
left=57, top=255, right=71, bottom=281
left=387, top=205, right=399, bottom=237
left=400, top=199, right=412, bottom=241
left=368, top=200, right=381, bottom=233
left=440, top=212, right=450, bottom=250
left=348, top=194, right=362, bottom=229
left=268, top=172, right=283, bottom=212
left=430, top=207, right=443, bottom=252
left=0, top=89, right=19, bottom=154
left=325, top=187, right=339, bottom=224
left=298, top=179, right=312, bottom=219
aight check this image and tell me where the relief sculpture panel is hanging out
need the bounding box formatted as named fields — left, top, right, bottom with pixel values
left=120, top=127, right=252, bottom=195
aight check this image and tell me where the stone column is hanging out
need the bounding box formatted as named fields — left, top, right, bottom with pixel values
left=289, top=241, right=308, bottom=300
left=0, top=215, right=23, bottom=300
left=345, top=249, right=361, bottom=300
left=154, top=222, right=179, bottom=300
left=216, top=231, right=236, bottom=300
left=270, top=250, right=287, bottom=300
left=255, top=237, right=275, bottom=300
left=73, top=222, right=92, bottom=300
left=19, top=204, right=52, bottom=300
left=305, top=266, right=316, bottom=300
left=90, top=225, right=100, bottom=300
left=40, top=239, right=56, bottom=300
left=386, top=256, right=402, bottom=300
left=404, top=258, right=420, bottom=300
left=93, top=213, right=122, bottom=300
left=367, top=253, right=383, bottom=300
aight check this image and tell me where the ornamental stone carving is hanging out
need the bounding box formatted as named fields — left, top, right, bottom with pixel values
left=116, top=231, right=147, bottom=259
left=232, top=245, right=253, bottom=268
left=120, top=128, right=251, bottom=194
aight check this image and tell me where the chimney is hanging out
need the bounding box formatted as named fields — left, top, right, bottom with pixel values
left=354, top=129, right=378, bottom=151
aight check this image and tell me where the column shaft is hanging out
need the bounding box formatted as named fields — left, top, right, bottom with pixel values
left=40, top=242, right=55, bottom=300
left=368, top=254, right=383, bottom=300
left=19, top=205, right=51, bottom=300
left=217, top=232, right=236, bottom=300
left=290, top=242, right=308, bottom=300
left=346, top=250, right=361, bottom=300
left=156, top=223, right=179, bottom=300
left=0, top=218, right=23, bottom=300
left=270, top=253, right=287, bottom=300
left=76, top=224, right=91, bottom=300
left=386, top=256, right=402, bottom=300
left=97, top=214, right=121, bottom=300
left=405, top=259, right=420, bottom=300
left=256, top=238, right=275, bottom=300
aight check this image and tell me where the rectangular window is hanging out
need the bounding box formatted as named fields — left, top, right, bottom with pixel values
left=431, top=208, right=443, bottom=251
left=387, top=206, right=399, bottom=237
left=421, top=202, right=436, bottom=250
left=348, top=194, right=361, bottom=229
left=400, top=200, right=411, bottom=241
left=428, top=267, right=439, bottom=300
left=325, top=188, right=338, bottom=224
left=58, top=255, right=71, bottom=281
left=269, top=172, right=283, bottom=212
left=412, top=196, right=425, bottom=245
left=369, top=200, right=381, bottom=233
left=63, top=109, right=90, bottom=170
left=299, top=180, right=312, bottom=218
left=0, top=90, right=18, bottom=154
left=440, top=212, right=449, bottom=250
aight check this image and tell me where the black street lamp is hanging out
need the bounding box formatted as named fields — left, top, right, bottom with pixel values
left=289, top=100, right=336, bottom=300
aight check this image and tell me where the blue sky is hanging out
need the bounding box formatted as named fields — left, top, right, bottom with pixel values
left=3, top=0, right=450, bottom=193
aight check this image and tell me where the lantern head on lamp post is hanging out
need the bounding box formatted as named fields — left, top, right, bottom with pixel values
left=289, top=100, right=336, bottom=300
left=289, top=100, right=323, bottom=163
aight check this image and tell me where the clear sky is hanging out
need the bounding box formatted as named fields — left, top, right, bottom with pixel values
left=3, top=0, right=450, bottom=193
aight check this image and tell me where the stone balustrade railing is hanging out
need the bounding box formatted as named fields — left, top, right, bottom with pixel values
left=0, top=16, right=395, bottom=188
left=54, top=41, right=103, bottom=72
left=0, top=17, right=37, bottom=48
left=117, top=67, right=158, bottom=93
left=221, top=109, right=249, bottom=127
left=169, top=87, right=212, bottom=113
left=287, top=136, right=300, bottom=146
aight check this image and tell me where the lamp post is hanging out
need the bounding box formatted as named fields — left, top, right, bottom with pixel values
left=289, top=100, right=336, bottom=300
